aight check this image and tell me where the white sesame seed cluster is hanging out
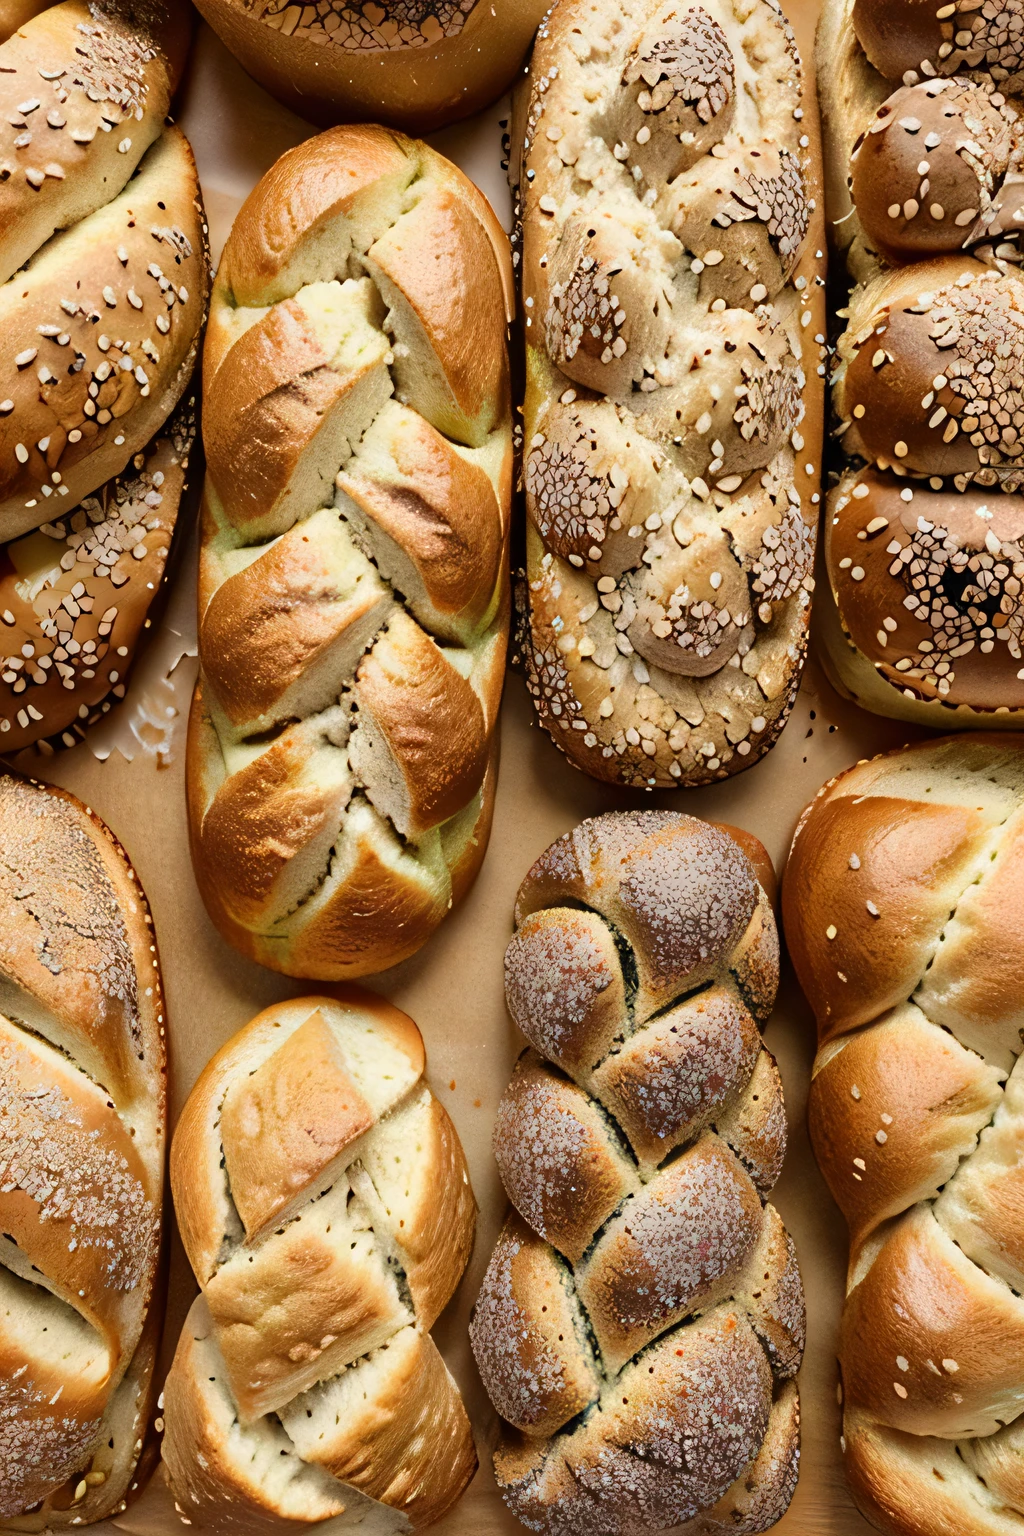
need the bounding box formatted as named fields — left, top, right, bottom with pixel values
left=161, top=993, right=478, bottom=1529
left=0, top=771, right=166, bottom=1526
left=784, top=735, right=1024, bottom=1536
left=0, top=0, right=207, bottom=751
left=188, top=126, right=510, bottom=982
left=512, top=0, right=826, bottom=789
left=819, top=0, right=1024, bottom=726
left=472, top=811, right=804, bottom=1536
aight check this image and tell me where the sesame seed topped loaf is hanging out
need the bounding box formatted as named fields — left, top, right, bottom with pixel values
left=471, top=810, right=805, bottom=1536
left=510, top=0, right=826, bottom=790
left=0, top=769, right=166, bottom=1529
left=784, top=734, right=1024, bottom=1536
left=0, top=0, right=208, bottom=750
left=162, top=988, right=477, bottom=1533
left=187, top=125, right=511, bottom=982
left=817, top=0, right=1024, bottom=726
left=190, top=0, right=552, bottom=132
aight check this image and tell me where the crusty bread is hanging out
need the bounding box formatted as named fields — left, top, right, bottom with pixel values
left=190, top=0, right=551, bottom=132
left=162, top=988, right=478, bottom=1533
left=817, top=0, right=1024, bottom=726
left=510, top=0, right=826, bottom=789
left=783, top=734, right=1024, bottom=1536
left=0, top=769, right=166, bottom=1529
left=0, top=393, right=196, bottom=752
left=187, top=124, right=510, bottom=981
left=471, top=811, right=805, bottom=1536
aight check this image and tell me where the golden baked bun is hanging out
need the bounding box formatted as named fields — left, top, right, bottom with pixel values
left=818, top=465, right=1024, bottom=728
left=192, top=0, right=552, bottom=131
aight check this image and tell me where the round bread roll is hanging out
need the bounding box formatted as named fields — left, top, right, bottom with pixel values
left=853, top=0, right=1024, bottom=88
left=191, top=0, right=551, bottom=131
left=834, top=255, right=1024, bottom=489
left=819, top=465, right=1024, bottom=728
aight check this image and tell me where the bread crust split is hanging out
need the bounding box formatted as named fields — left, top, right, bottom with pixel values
left=783, top=734, right=1024, bottom=1536
left=818, top=0, right=1024, bottom=726
left=162, top=986, right=478, bottom=1533
left=188, top=123, right=511, bottom=981
left=189, top=0, right=552, bottom=133
left=0, top=768, right=166, bottom=1529
left=471, top=810, right=805, bottom=1536
left=511, top=0, right=826, bottom=789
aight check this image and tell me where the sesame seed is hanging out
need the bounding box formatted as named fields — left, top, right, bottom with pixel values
left=826, top=924, right=837, bottom=939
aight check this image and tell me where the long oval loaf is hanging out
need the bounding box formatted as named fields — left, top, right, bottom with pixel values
left=188, top=124, right=511, bottom=980
left=511, top=0, right=826, bottom=788
left=162, top=988, right=477, bottom=1533
left=817, top=0, right=1024, bottom=727
left=784, top=734, right=1024, bottom=1536
left=471, top=810, right=805, bottom=1536
left=0, top=770, right=166, bottom=1529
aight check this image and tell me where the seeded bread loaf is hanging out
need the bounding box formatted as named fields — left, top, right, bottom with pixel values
left=162, top=988, right=477, bottom=1533
left=817, top=0, right=1024, bottom=727
left=187, top=124, right=511, bottom=981
left=784, top=734, right=1024, bottom=1536
left=471, top=810, right=805, bottom=1536
left=0, top=769, right=166, bottom=1529
left=511, top=0, right=826, bottom=789
left=191, top=0, right=552, bottom=133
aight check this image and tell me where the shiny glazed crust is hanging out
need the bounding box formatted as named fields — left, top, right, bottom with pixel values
left=191, top=0, right=553, bottom=132
left=0, top=770, right=166, bottom=1529
left=511, top=0, right=826, bottom=789
left=161, top=988, right=477, bottom=1533
left=818, top=0, right=1024, bottom=723
left=783, top=734, right=1024, bottom=1536
left=187, top=124, right=511, bottom=981
left=470, top=810, right=805, bottom=1536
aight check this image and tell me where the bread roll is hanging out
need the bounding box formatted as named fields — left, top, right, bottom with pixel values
left=783, top=733, right=1024, bottom=1536
left=510, top=0, right=826, bottom=789
left=471, top=810, right=805, bottom=1536
left=0, top=1, right=208, bottom=750
left=191, top=0, right=551, bottom=132
left=0, top=769, right=166, bottom=1529
left=817, top=0, right=1024, bottom=726
left=162, top=988, right=477, bottom=1533
left=187, top=124, right=510, bottom=981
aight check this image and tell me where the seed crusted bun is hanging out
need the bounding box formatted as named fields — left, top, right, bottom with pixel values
left=512, top=0, right=826, bottom=790
left=783, top=734, right=1024, bottom=1536
left=471, top=811, right=805, bottom=1536
left=191, top=0, right=552, bottom=132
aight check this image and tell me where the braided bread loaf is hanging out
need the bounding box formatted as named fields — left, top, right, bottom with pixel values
left=783, top=733, right=1024, bottom=1536
left=162, top=988, right=477, bottom=1533
left=817, top=0, right=1024, bottom=726
left=188, top=124, right=511, bottom=981
left=510, top=0, right=826, bottom=789
left=470, top=810, right=805, bottom=1536
left=0, top=769, right=166, bottom=1529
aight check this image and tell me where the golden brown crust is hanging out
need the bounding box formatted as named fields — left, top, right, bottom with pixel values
left=163, top=987, right=476, bottom=1531
left=189, top=124, right=510, bottom=981
left=0, top=769, right=165, bottom=1526
left=473, top=810, right=803, bottom=1535
left=784, top=735, right=1024, bottom=1536
left=514, top=0, right=825, bottom=789
left=189, top=0, right=551, bottom=133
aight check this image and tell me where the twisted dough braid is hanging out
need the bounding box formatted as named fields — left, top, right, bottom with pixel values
left=784, top=734, right=1024, bottom=1536
left=510, top=0, right=826, bottom=789
left=0, top=770, right=166, bottom=1529
left=471, top=810, right=805, bottom=1536
left=162, top=987, right=477, bottom=1533
left=188, top=124, right=511, bottom=980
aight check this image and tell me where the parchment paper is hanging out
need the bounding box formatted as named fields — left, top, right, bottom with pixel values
left=13, top=9, right=924, bottom=1532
